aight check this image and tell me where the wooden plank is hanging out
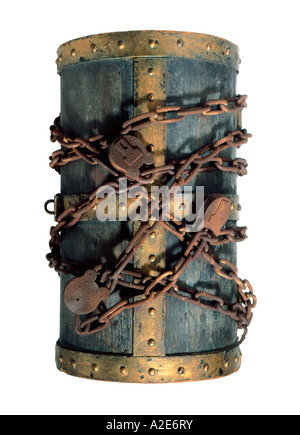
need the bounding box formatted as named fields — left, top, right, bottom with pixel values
left=59, top=59, right=134, bottom=353
left=165, top=58, right=239, bottom=353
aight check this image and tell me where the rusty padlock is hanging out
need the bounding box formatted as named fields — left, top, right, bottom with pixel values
left=64, top=270, right=110, bottom=315
left=204, top=194, right=232, bottom=236
left=108, top=135, right=154, bottom=180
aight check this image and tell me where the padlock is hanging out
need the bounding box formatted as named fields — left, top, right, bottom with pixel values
left=64, top=270, right=110, bottom=315
left=108, top=135, right=154, bottom=180
left=204, top=194, right=232, bottom=236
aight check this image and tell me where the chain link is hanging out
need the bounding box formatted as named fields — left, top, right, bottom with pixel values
left=49, top=95, right=248, bottom=172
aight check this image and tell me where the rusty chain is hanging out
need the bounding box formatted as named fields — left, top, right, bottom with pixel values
left=49, top=95, right=248, bottom=172
left=46, top=95, right=255, bottom=344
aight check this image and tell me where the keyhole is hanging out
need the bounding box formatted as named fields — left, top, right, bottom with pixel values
left=120, top=143, right=129, bottom=155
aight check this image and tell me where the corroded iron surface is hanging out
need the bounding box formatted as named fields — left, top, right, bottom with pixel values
left=64, top=270, right=110, bottom=315
left=204, top=195, right=232, bottom=236
left=109, top=135, right=154, bottom=180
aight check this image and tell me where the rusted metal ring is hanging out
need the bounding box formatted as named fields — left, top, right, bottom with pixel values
left=44, top=199, right=55, bottom=215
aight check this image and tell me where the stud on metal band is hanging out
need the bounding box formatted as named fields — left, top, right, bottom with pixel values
left=56, top=342, right=241, bottom=383
left=56, top=31, right=240, bottom=73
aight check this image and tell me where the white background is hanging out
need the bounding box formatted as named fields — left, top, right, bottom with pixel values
left=1, top=0, right=299, bottom=416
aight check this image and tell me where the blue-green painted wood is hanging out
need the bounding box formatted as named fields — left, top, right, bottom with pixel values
left=59, top=59, right=134, bottom=353
left=165, top=59, right=238, bottom=353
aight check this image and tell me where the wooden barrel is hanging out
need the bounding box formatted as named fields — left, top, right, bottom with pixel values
left=53, top=31, right=248, bottom=382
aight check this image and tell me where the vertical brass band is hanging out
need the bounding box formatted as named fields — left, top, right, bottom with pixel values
left=133, top=58, right=167, bottom=357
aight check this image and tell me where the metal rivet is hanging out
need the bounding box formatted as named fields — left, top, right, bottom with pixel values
left=148, top=368, right=156, bottom=376
left=149, top=255, right=156, bottom=263
left=120, top=366, right=127, bottom=375
left=92, top=364, right=99, bottom=372
left=226, top=48, right=231, bottom=56
left=178, top=366, right=185, bottom=375
left=147, top=144, right=154, bottom=152
left=71, top=360, right=76, bottom=368
left=118, top=40, right=125, bottom=49
left=231, top=204, right=235, bottom=210
left=225, top=361, right=229, bottom=368
left=120, top=202, right=126, bottom=211
left=148, top=40, right=156, bottom=48
left=204, top=364, right=209, bottom=372
left=179, top=203, right=186, bottom=211
left=206, top=44, right=212, bottom=52
left=177, top=39, right=184, bottom=48
left=148, top=339, right=155, bottom=347
left=147, top=93, right=155, bottom=102
left=148, top=68, right=155, bottom=77
left=71, top=49, right=76, bottom=57
left=237, top=204, right=242, bottom=211
left=58, top=55, right=63, bottom=62
left=235, top=357, right=239, bottom=363
left=149, top=232, right=155, bottom=239
left=58, top=356, right=63, bottom=363
left=148, top=307, right=156, bottom=316
left=91, top=43, right=97, bottom=53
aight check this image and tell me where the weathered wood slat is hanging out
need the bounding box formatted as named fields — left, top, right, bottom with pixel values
left=165, top=58, right=238, bottom=353
left=60, top=59, right=134, bottom=353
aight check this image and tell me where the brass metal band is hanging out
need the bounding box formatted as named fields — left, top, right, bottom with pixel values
left=56, top=31, right=240, bottom=73
left=132, top=57, right=167, bottom=357
left=53, top=193, right=242, bottom=222
left=56, top=342, right=241, bottom=383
